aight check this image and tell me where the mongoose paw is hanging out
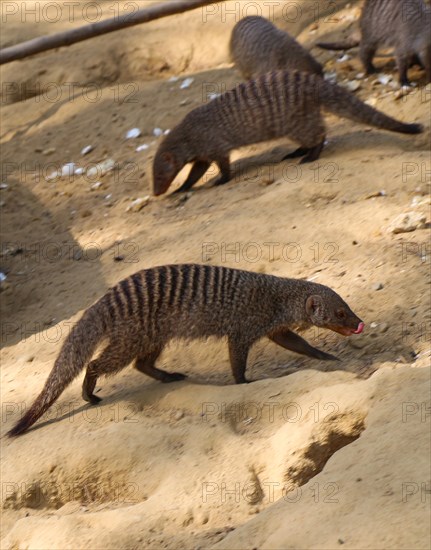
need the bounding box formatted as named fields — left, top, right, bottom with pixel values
left=299, top=155, right=317, bottom=164
left=399, top=79, right=411, bottom=88
left=161, top=372, right=187, bottom=383
left=234, top=377, right=250, bottom=384
left=282, top=147, right=309, bottom=160
left=84, top=394, right=102, bottom=405
left=173, top=185, right=190, bottom=194
left=213, top=176, right=230, bottom=187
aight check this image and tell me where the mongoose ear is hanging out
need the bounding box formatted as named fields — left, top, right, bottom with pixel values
left=306, top=295, right=323, bottom=316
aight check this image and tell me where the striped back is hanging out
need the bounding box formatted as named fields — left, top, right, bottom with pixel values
left=99, top=264, right=247, bottom=330
left=203, top=70, right=319, bottom=145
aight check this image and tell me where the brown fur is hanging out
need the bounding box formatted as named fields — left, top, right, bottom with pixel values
left=230, top=16, right=323, bottom=79
left=152, top=70, right=423, bottom=195
left=8, top=264, right=364, bottom=436
left=316, top=0, right=431, bottom=85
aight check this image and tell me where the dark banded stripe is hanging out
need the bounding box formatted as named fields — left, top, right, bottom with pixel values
left=229, top=268, right=240, bottom=302
left=97, top=301, right=109, bottom=332
left=120, top=278, right=134, bottom=317
left=131, top=273, right=145, bottom=325
left=223, top=267, right=233, bottom=300
left=202, top=265, right=212, bottom=305
left=213, top=266, right=222, bottom=305
left=112, top=287, right=125, bottom=318
left=190, top=264, right=200, bottom=303
left=156, top=266, right=168, bottom=312
left=167, top=265, right=179, bottom=307
left=178, top=264, right=190, bottom=308
left=144, top=269, right=155, bottom=326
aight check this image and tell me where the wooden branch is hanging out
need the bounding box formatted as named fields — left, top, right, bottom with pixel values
left=0, top=0, right=225, bottom=65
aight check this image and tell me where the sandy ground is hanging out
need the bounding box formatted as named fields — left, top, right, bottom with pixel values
left=1, top=1, right=430, bottom=548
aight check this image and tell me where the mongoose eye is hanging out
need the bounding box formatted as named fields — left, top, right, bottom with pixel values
left=336, top=309, right=346, bottom=320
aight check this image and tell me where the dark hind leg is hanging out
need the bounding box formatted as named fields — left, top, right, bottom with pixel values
left=418, top=46, right=431, bottom=83
left=175, top=160, right=211, bottom=193
left=282, top=142, right=324, bottom=163
left=82, top=344, right=137, bottom=404
left=283, top=139, right=325, bottom=164
left=360, top=42, right=377, bottom=75
left=134, top=349, right=186, bottom=383
left=299, top=141, right=325, bottom=164
left=213, top=156, right=231, bottom=186
left=284, top=114, right=326, bottom=165
left=411, top=53, right=424, bottom=69
left=396, top=52, right=411, bottom=86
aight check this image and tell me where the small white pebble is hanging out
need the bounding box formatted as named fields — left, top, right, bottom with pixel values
left=0, top=272, right=7, bottom=282
left=90, top=181, right=102, bottom=190
left=126, top=196, right=150, bottom=212
left=126, top=128, right=141, bottom=139
left=324, top=72, right=337, bottom=83
left=105, top=194, right=112, bottom=200
left=370, top=322, right=378, bottom=328
left=164, top=129, right=171, bottom=135
left=377, top=74, right=392, bottom=85
left=337, top=54, right=350, bottom=62
left=136, top=144, right=149, bottom=152
left=153, top=128, right=163, bottom=137
left=80, top=145, right=93, bottom=156
left=180, top=77, right=194, bottom=89
left=168, top=76, right=179, bottom=83
left=0, top=183, right=8, bottom=189
left=74, top=167, right=84, bottom=176
left=61, top=163, right=76, bottom=177
left=86, top=159, right=116, bottom=178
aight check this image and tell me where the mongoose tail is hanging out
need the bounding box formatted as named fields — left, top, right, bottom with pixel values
left=319, top=79, right=424, bottom=134
left=7, top=305, right=106, bottom=437
left=316, top=38, right=360, bottom=51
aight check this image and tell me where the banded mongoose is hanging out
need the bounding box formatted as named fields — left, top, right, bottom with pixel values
left=230, top=15, right=323, bottom=79
left=8, top=264, right=364, bottom=436
left=152, top=70, right=423, bottom=195
left=316, top=0, right=431, bottom=85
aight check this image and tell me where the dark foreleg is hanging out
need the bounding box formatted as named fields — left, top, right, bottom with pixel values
left=175, top=160, right=211, bottom=193
left=228, top=339, right=250, bottom=384
left=213, top=156, right=231, bottom=186
left=269, top=330, right=340, bottom=361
